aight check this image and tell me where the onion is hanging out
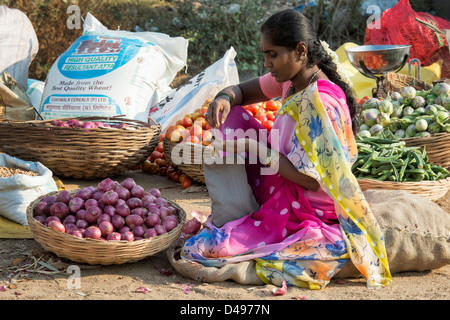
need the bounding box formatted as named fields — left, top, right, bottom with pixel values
left=64, top=223, right=78, bottom=233
left=111, top=215, right=125, bottom=230
left=106, top=232, right=121, bottom=241
left=119, top=226, right=131, bottom=234
left=84, top=198, right=98, bottom=209
left=161, top=216, right=178, bottom=232
left=91, top=190, right=104, bottom=201
left=69, top=230, right=83, bottom=238
left=50, top=202, right=69, bottom=220
left=121, top=231, right=135, bottom=241
left=76, top=219, right=89, bottom=229
left=148, top=188, right=161, bottom=198
left=103, top=205, right=116, bottom=217
left=75, top=188, right=93, bottom=200
left=43, top=202, right=53, bottom=215
left=34, top=216, right=46, bottom=224
left=45, top=216, right=60, bottom=226
left=96, top=213, right=111, bottom=224
left=182, top=218, right=201, bottom=235
left=102, top=190, right=119, bottom=205
left=130, top=185, right=145, bottom=198
left=34, top=201, right=47, bottom=216
left=85, top=206, right=102, bottom=224
left=154, top=197, right=167, bottom=208
left=56, top=190, right=72, bottom=204
left=69, top=197, right=85, bottom=213
left=75, top=209, right=86, bottom=220
left=144, top=228, right=157, bottom=238
left=126, top=197, right=142, bottom=209
left=48, top=220, right=65, bottom=233
left=115, top=203, right=130, bottom=217
left=145, top=213, right=160, bottom=228
left=141, top=194, right=155, bottom=207
left=97, top=199, right=106, bottom=210
left=63, top=215, right=76, bottom=225
left=132, top=225, right=145, bottom=237
left=125, top=214, right=144, bottom=229
left=167, top=206, right=177, bottom=215
left=98, top=178, right=116, bottom=192
left=116, top=187, right=131, bottom=201
left=146, top=205, right=160, bottom=216
left=42, top=195, right=57, bottom=204
left=84, top=226, right=102, bottom=239
left=131, top=207, right=146, bottom=217
left=98, top=221, right=114, bottom=237
left=154, top=224, right=166, bottom=235
left=159, top=206, right=171, bottom=219
left=121, top=178, right=136, bottom=190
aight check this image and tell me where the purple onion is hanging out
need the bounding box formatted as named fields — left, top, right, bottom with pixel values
left=115, top=203, right=130, bottom=217
left=63, top=215, right=77, bottom=225
left=50, top=202, right=69, bottom=220
left=144, top=228, right=157, bottom=238
left=145, top=213, right=160, bottom=228
left=111, top=215, right=125, bottom=230
left=85, top=206, right=102, bottom=224
left=84, top=198, right=98, bottom=209
left=103, top=205, right=116, bottom=217
left=102, top=190, right=119, bottom=205
left=56, top=190, right=72, bottom=204
left=121, top=178, right=136, bottom=190
left=96, top=213, right=111, bottom=225
left=132, top=225, right=145, bottom=237
left=75, top=209, right=86, bottom=220
left=130, top=185, right=145, bottom=199
left=34, top=201, right=47, bottom=216
left=69, top=197, right=85, bottom=213
left=76, top=219, right=89, bottom=229
left=126, top=197, right=142, bottom=209
left=148, top=188, right=161, bottom=198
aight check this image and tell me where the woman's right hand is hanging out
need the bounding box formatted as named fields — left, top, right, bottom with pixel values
left=205, top=96, right=232, bottom=128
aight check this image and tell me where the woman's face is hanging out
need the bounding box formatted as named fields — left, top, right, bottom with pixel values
left=260, top=32, right=303, bottom=83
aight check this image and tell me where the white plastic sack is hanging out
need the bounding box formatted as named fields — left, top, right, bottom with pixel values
left=0, top=5, right=39, bottom=90
left=26, top=79, right=45, bottom=113
left=150, top=47, right=239, bottom=132
left=0, top=154, right=58, bottom=226
left=39, top=13, right=188, bottom=122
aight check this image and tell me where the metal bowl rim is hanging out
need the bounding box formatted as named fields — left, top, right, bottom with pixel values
left=345, top=45, right=411, bottom=53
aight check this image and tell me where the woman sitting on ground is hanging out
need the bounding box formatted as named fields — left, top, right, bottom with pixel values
left=181, top=9, right=392, bottom=290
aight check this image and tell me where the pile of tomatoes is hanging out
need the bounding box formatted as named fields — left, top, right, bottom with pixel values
left=141, top=98, right=283, bottom=188
left=141, top=137, right=193, bottom=189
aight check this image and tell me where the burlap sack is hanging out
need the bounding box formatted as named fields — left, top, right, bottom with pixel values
left=0, top=72, right=35, bottom=121
left=167, top=190, right=449, bottom=284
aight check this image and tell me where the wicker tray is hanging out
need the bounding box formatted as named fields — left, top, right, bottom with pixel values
left=383, top=72, right=432, bottom=97
left=26, top=190, right=186, bottom=265
left=163, top=137, right=206, bottom=184
left=401, top=132, right=450, bottom=170
left=358, top=176, right=450, bottom=201
left=0, top=116, right=160, bottom=179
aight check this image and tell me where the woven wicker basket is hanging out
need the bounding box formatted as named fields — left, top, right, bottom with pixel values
left=358, top=176, right=450, bottom=201
left=0, top=116, right=160, bottom=179
left=26, top=190, right=186, bottom=265
left=401, top=132, right=450, bottom=170
left=383, top=72, right=432, bottom=97
left=163, top=137, right=206, bottom=184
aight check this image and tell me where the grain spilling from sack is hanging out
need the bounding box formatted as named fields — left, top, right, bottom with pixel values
left=0, top=166, right=39, bottom=177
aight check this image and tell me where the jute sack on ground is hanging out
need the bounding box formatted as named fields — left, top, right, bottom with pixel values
left=167, top=190, right=450, bottom=284
left=0, top=71, right=34, bottom=121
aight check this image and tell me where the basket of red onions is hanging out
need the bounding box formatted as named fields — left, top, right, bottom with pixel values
left=0, top=116, right=160, bottom=179
left=26, top=177, right=186, bottom=265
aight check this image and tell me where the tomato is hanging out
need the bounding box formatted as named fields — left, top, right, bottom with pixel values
left=155, top=142, right=164, bottom=153
left=172, top=171, right=182, bottom=182
left=154, top=158, right=166, bottom=167
left=149, top=162, right=160, bottom=174
left=141, top=159, right=152, bottom=173
left=256, top=115, right=268, bottom=124
left=190, top=124, right=203, bottom=138
left=181, top=177, right=192, bottom=189
left=150, top=150, right=163, bottom=162
left=166, top=167, right=175, bottom=178
left=170, top=130, right=182, bottom=143
left=200, top=106, right=208, bottom=118
left=188, top=135, right=200, bottom=144
left=179, top=174, right=188, bottom=183
left=202, top=130, right=213, bottom=143
left=191, top=112, right=200, bottom=121
left=182, top=117, right=193, bottom=128
left=266, top=111, right=275, bottom=121
left=159, top=166, right=168, bottom=176
left=195, top=117, right=207, bottom=129
left=263, top=120, right=274, bottom=131
left=159, top=134, right=165, bottom=142
left=246, top=104, right=260, bottom=116
left=265, top=100, right=282, bottom=111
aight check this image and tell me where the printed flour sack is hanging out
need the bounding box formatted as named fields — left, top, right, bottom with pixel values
left=39, top=13, right=188, bottom=122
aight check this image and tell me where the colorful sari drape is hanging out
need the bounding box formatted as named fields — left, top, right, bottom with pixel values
left=181, top=80, right=392, bottom=289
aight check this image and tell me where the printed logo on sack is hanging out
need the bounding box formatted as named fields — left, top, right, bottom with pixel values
left=58, top=34, right=153, bottom=79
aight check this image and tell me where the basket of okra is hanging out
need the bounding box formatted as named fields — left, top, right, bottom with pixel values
left=352, top=137, right=450, bottom=200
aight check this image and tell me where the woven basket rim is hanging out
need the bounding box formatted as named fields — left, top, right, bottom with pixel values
left=401, top=131, right=449, bottom=143
left=358, top=175, right=450, bottom=186
left=26, top=190, right=186, bottom=264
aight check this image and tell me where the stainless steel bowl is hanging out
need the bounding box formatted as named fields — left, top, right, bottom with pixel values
left=345, top=45, right=411, bottom=77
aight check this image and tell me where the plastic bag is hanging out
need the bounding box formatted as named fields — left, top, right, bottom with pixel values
left=0, top=153, right=58, bottom=226
left=364, top=0, right=450, bottom=78
left=39, top=13, right=188, bottom=122
left=150, top=47, right=239, bottom=132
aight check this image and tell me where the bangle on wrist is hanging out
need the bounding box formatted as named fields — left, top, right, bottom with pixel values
left=264, top=148, right=281, bottom=167
left=215, top=91, right=234, bottom=106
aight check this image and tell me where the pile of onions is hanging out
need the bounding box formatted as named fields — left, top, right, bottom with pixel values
left=33, top=178, right=180, bottom=241
left=48, top=119, right=132, bottom=130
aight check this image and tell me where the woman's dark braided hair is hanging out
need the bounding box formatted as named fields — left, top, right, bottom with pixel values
left=261, top=9, right=360, bottom=131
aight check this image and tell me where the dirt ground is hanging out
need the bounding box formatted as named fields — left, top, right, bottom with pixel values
left=0, top=170, right=449, bottom=303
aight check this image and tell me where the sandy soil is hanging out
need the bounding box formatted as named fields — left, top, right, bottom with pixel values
left=0, top=170, right=449, bottom=303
